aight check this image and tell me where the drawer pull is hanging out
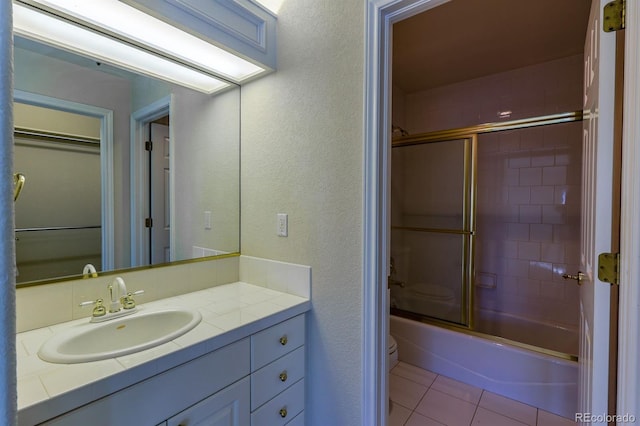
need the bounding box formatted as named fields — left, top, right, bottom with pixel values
left=279, top=371, right=288, bottom=382
left=279, top=407, right=288, bottom=418
left=279, top=335, right=288, bottom=346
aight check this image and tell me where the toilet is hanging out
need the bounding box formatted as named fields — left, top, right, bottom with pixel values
left=388, top=334, right=398, bottom=370
left=388, top=334, right=399, bottom=415
left=387, top=288, right=399, bottom=370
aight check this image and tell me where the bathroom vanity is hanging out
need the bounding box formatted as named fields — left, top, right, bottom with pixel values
left=16, top=282, right=310, bottom=425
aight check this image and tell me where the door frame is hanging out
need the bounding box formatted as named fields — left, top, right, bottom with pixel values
left=130, top=95, right=172, bottom=267
left=363, top=1, right=449, bottom=424
left=362, top=0, right=640, bottom=424
left=617, top=1, right=640, bottom=419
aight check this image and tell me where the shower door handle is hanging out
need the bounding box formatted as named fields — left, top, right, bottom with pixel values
left=562, top=271, right=585, bottom=285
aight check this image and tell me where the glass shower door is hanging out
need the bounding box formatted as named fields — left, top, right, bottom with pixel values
left=390, top=137, right=475, bottom=326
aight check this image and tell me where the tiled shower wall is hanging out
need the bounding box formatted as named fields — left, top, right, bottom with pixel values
left=393, top=54, right=583, bottom=331
left=475, top=124, right=581, bottom=329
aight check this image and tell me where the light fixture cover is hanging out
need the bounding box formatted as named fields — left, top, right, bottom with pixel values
left=24, top=0, right=264, bottom=82
left=13, top=3, right=232, bottom=94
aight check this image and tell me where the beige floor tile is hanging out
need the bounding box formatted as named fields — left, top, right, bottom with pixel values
left=479, top=391, right=537, bottom=425
left=405, top=412, right=446, bottom=426
left=472, top=407, right=529, bottom=425
left=537, top=410, right=577, bottom=425
left=388, top=365, right=577, bottom=426
left=415, top=388, right=477, bottom=425
left=389, top=400, right=413, bottom=426
left=430, top=375, right=483, bottom=405
left=390, top=373, right=429, bottom=410
left=391, top=362, right=438, bottom=388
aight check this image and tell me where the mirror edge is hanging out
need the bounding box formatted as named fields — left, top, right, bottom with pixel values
left=15, top=252, right=241, bottom=289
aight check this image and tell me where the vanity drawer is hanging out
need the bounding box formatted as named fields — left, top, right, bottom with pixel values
left=251, top=314, right=305, bottom=370
left=251, top=345, right=305, bottom=410
left=285, top=411, right=305, bottom=426
left=166, top=377, right=250, bottom=426
left=251, top=378, right=304, bottom=426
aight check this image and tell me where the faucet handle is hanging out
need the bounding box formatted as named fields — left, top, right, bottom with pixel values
left=79, top=298, right=106, bottom=317
left=121, top=290, right=144, bottom=310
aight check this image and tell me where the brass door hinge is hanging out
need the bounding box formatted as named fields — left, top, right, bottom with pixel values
left=145, top=217, right=153, bottom=228
left=604, top=0, right=625, bottom=32
left=598, top=252, right=619, bottom=285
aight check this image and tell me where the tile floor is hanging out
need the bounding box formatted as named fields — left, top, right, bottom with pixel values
left=389, top=361, right=577, bottom=426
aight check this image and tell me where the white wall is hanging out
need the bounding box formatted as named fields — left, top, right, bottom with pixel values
left=240, top=1, right=365, bottom=424
left=172, top=86, right=240, bottom=258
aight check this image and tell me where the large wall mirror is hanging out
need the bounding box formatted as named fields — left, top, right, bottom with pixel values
left=14, top=35, right=240, bottom=286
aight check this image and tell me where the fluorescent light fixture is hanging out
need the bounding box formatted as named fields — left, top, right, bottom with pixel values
left=13, top=4, right=230, bottom=94
left=23, top=0, right=265, bottom=82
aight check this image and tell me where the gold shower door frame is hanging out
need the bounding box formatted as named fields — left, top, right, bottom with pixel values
left=392, top=111, right=584, bottom=330
left=391, top=134, right=476, bottom=327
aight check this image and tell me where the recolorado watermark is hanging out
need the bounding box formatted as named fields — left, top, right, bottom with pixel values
left=575, top=413, right=636, bottom=423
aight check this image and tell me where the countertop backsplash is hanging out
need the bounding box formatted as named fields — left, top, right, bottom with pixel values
left=16, top=255, right=311, bottom=333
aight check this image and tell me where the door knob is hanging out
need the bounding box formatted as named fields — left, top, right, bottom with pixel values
left=562, top=271, right=585, bottom=285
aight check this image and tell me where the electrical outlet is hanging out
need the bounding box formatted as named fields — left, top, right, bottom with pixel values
left=277, top=213, right=288, bottom=237
left=204, top=211, right=212, bottom=230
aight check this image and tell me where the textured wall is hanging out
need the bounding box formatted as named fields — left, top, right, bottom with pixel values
left=240, top=0, right=365, bottom=424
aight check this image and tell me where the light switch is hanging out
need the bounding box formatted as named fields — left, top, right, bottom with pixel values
left=204, top=211, right=212, bottom=230
left=277, top=213, right=288, bottom=237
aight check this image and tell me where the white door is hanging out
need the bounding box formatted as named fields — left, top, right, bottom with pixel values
left=150, top=122, right=171, bottom=264
left=578, top=0, right=618, bottom=422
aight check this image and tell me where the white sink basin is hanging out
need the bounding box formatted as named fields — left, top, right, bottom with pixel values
left=38, top=308, right=202, bottom=364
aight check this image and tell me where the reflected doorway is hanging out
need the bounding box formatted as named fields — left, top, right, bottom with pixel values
left=148, top=117, right=171, bottom=265
left=130, top=95, right=171, bottom=268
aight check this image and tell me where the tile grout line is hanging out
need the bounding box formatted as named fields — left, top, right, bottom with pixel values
left=468, top=389, right=486, bottom=425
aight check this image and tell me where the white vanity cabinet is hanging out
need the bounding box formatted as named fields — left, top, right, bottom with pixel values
left=36, top=314, right=306, bottom=426
left=250, top=314, right=306, bottom=425
left=162, top=377, right=250, bottom=426
left=42, top=339, right=251, bottom=426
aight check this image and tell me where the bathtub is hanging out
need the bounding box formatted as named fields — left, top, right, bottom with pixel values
left=390, top=314, right=578, bottom=419
left=474, top=309, right=578, bottom=357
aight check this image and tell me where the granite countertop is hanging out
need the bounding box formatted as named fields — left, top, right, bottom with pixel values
left=16, top=281, right=311, bottom=425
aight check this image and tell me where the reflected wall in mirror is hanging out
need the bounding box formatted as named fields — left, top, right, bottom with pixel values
left=14, top=36, right=240, bottom=286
